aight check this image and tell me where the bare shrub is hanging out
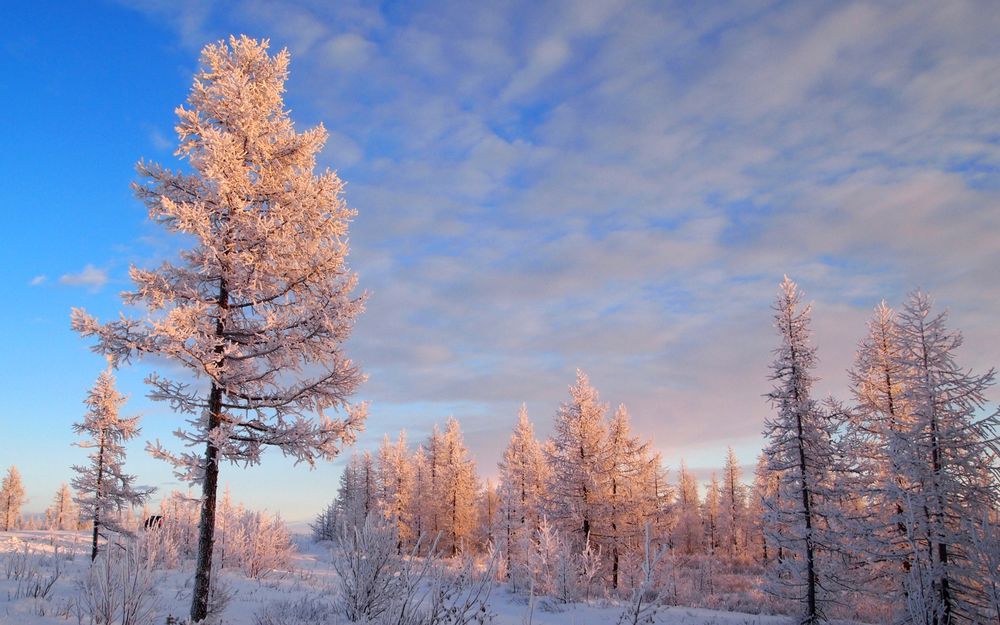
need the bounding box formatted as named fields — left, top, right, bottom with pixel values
left=253, top=595, right=341, bottom=625
left=77, top=538, right=160, bottom=625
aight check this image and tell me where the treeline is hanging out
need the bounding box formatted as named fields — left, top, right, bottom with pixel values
left=0, top=467, right=84, bottom=533
left=316, top=279, right=1000, bottom=624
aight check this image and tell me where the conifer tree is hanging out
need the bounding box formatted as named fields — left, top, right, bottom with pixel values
left=46, top=483, right=78, bottom=531
left=645, top=453, right=672, bottom=549
left=844, top=302, right=915, bottom=607
left=891, top=290, right=1000, bottom=623
left=439, top=417, right=478, bottom=555
left=603, top=403, right=651, bottom=588
left=673, top=461, right=702, bottom=555
left=545, top=370, right=609, bottom=548
left=423, top=426, right=446, bottom=542
left=72, top=366, right=152, bottom=559
left=748, top=452, right=776, bottom=564
left=376, top=432, right=414, bottom=551
left=718, top=447, right=747, bottom=560
left=0, top=466, right=25, bottom=532
left=703, top=472, right=721, bottom=556
left=497, top=404, right=549, bottom=581
left=478, top=479, right=501, bottom=548
left=336, top=451, right=377, bottom=530
left=71, top=36, right=367, bottom=622
left=761, top=277, right=838, bottom=624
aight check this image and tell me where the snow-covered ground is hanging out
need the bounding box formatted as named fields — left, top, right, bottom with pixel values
left=0, top=530, right=803, bottom=624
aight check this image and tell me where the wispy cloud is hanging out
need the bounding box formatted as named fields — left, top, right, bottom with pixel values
left=117, top=0, right=1000, bottom=478
left=59, top=264, right=108, bottom=292
left=29, top=275, right=46, bottom=286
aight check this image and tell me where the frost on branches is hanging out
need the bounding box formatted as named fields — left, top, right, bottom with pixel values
left=497, top=404, right=549, bottom=591
left=761, top=277, right=839, bottom=624
left=71, top=366, right=153, bottom=560
left=0, top=466, right=25, bottom=531
left=71, top=36, right=367, bottom=622
left=891, top=291, right=1000, bottom=623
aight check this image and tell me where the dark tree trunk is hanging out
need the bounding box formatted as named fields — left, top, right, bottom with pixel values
left=190, top=279, right=228, bottom=623
left=190, top=387, right=222, bottom=622
left=91, top=436, right=106, bottom=561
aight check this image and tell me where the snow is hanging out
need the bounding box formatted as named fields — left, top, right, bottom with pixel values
left=0, top=530, right=802, bottom=625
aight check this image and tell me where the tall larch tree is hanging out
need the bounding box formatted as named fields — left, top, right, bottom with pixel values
left=409, top=444, right=432, bottom=552
left=762, top=276, right=838, bottom=624
left=376, top=432, right=414, bottom=552
left=439, top=417, right=478, bottom=556
left=0, top=466, right=25, bottom=532
left=718, top=447, right=747, bottom=560
left=477, top=479, right=501, bottom=549
left=603, top=403, right=652, bottom=589
left=545, top=370, right=609, bottom=549
left=497, top=404, right=549, bottom=582
left=46, top=484, right=78, bottom=531
left=72, top=366, right=152, bottom=560
left=421, top=426, right=446, bottom=545
left=748, top=452, right=776, bottom=565
left=70, top=36, right=367, bottom=622
left=673, top=460, right=702, bottom=555
left=703, top=473, right=722, bottom=556
left=336, top=451, right=377, bottom=530
left=645, top=453, right=672, bottom=549
left=845, top=301, right=915, bottom=609
left=893, top=290, right=1000, bottom=623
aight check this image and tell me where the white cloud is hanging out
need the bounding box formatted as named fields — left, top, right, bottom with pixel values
left=29, top=275, right=46, bottom=286
left=59, top=265, right=109, bottom=291
left=118, top=0, right=1000, bottom=487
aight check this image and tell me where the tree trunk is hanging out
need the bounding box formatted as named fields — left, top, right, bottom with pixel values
left=796, top=410, right=818, bottom=624
left=190, top=388, right=222, bottom=623
left=91, top=436, right=106, bottom=561
left=190, top=279, right=228, bottom=623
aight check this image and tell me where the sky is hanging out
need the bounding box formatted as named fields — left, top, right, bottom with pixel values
left=1, top=0, right=998, bottom=524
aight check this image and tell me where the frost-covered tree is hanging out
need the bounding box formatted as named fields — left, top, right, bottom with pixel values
left=0, top=466, right=25, bottom=531
left=703, top=472, right=721, bottom=556
left=336, top=451, right=377, bottom=531
left=890, top=290, right=1000, bottom=623
left=603, top=403, right=652, bottom=588
left=673, top=461, right=702, bottom=555
left=311, top=501, right=338, bottom=542
left=376, top=432, right=414, bottom=552
left=409, top=444, right=432, bottom=550
left=72, top=366, right=152, bottom=560
left=748, top=452, right=777, bottom=564
left=718, top=447, right=747, bottom=560
left=761, top=277, right=839, bottom=624
left=843, top=301, right=915, bottom=606
left=70, top=36, right=367, bottom=622
left=438, top=417, right=478, bottom=555
left=477, top=479, right=501, bottom=548
left=46, top=483, right=78, bottom=531
left=497, top=404, right=549, bottom=582
left=645, top=453, right=672, bottom=549
left=422, top=426, right=447, bottom=544
left=545, top=370, right=609, bottom=548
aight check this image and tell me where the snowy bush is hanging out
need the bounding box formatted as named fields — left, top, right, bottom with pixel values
left=141, top=490, right=294, bottom=579
left=616, top=525, right=664, bottom=625
left=332, top=514, right=402, bottom=622
left=243, top=511, right=294, bottom=579
left=76, top=537, right=160, bottom=625
left=2, top=544, right=62, bottom=602
left=331, top=513, right=498, bottom=625
left=254, top=595, right=341, bottom=625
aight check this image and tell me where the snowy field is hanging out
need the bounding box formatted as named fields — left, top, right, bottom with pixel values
left=0, top=530, right=818, bottom=625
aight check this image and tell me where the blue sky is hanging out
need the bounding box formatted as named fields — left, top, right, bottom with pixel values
left=2, top=0, right=998, bottom=523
